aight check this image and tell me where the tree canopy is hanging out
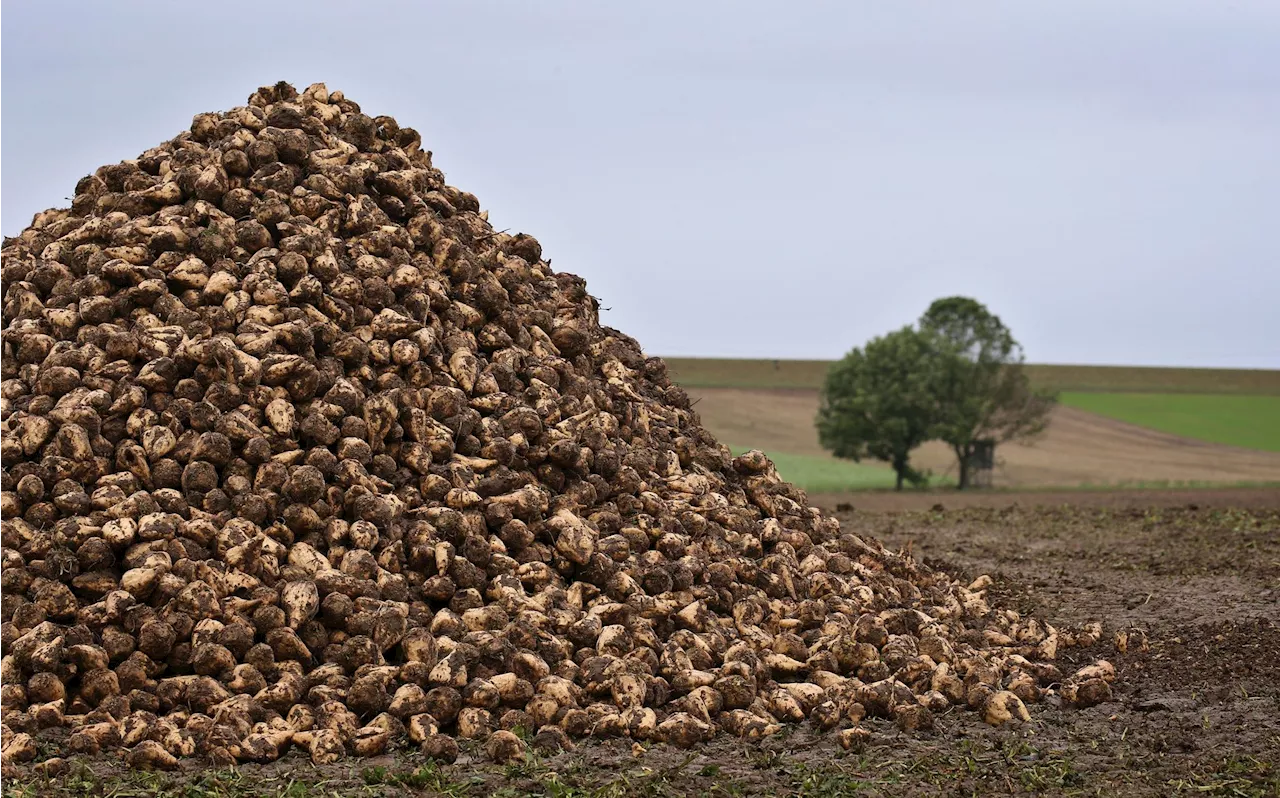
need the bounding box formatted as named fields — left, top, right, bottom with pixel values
left=920, top=297, right=1056, bottom=489
left=817, top=297, right=1056, bottom=490
left=816, top=325, right=939, bottom=491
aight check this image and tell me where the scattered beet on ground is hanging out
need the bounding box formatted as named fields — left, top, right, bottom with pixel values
left=1, top=82, right=1115, bottom=774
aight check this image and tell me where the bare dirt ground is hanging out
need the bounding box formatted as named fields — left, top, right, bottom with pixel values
left=815, top=486, right=1280, bottom=512
left=8, top=504, right=1278, bottom=797
left=687, top=387, right=1280, bottom=487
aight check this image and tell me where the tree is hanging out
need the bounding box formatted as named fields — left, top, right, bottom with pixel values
left=816, top=326, right=939, bottom=490
left=920, top=297, right=1057, bottom=489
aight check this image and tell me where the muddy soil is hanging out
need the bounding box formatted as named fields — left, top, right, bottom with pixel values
left=7, top=506, right=1278, bottom=797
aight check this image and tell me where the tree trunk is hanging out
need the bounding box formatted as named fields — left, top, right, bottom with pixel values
left=954, top=445, right=971, bottom=490
left=894, top=460, right=905, bottom=491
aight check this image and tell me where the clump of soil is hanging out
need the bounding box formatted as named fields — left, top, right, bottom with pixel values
left=0, top=82, right=1102, bottom=772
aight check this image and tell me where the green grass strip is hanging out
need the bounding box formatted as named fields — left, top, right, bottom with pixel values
left=1060, top=393, right=1280, bottom=452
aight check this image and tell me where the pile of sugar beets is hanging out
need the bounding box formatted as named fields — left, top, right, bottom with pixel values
left=0, top=82, right=1119, bottom=772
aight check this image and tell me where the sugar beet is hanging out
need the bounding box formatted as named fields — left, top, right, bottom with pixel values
left=0, top=81, right=1110, bottom=769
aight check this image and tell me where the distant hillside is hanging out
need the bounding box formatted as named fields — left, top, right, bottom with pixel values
left=663, top=358, right=1280, bottom=395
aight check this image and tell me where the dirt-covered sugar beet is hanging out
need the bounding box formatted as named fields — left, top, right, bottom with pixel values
left=0, top=81, right=1106, bottom=770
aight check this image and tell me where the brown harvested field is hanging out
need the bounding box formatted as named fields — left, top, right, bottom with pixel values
left=666, top=358, right=1280, bottom=395
left=687, top=387, right=1280, bottom=488
left=686, top=387, right=831, bottom=456
left=1023, top=363, right=1280, bottom=395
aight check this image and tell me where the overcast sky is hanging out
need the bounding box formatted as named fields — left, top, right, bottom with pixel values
left=3, top=1, right=1277, bottom=367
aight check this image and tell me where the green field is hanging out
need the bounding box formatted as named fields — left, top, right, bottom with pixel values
left=729, top=447, right=946, bottom=492
left=1059, top=393, right=1280, bottom=453
left=665, top=358, right=1280, bottom=395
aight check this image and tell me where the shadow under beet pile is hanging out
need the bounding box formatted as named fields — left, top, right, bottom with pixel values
left=0, top=82, right=1109, bottom=773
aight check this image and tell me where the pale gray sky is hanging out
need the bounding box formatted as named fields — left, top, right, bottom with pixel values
left=4, top=1, right=1278, bottom=367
